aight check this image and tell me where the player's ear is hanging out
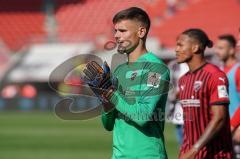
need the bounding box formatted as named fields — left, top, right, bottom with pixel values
left=229, top=47, right=235, bottom=56
left=192, top=44, right=200, bottom=54
left=138, top=27, right=147, bottom=39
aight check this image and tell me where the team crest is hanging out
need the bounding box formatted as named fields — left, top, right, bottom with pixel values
left=147, top=72, right=161, bottom=88
left=131, top=71, right=138, bottom=80
left=194, top=81, right=202, bottom=92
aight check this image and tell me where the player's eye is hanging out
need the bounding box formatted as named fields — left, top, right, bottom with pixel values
left=176, top=43, right=182, bottom=47
left=119, top=29, right=127, bottom=32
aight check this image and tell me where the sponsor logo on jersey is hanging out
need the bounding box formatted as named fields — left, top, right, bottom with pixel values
left=217, top=85, right=228, bottom=98
left=180, top=99, right=200, bottom=107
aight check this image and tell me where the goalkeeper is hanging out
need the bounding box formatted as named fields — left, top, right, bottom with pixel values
left=83, top=7, right=170, bottom=159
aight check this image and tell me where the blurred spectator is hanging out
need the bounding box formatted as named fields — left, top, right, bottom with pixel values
left=21, top=84, right=37, bottom=98
left=1, top=84, right=20, bottom=99
left=166, top=0, right=177, bottom=15
left=215, top=34, right=240, bottom=159
left=166, top=0, right=189, bottom=16
left=167, top=60, right=189, bottom=146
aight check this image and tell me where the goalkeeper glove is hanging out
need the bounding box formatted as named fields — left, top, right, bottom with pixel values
left=83, top=61, right=117, bottom=102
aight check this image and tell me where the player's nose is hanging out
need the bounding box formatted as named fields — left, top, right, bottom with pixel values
left=237, top=40, right=240, bottom=49
left=175, top=46, right=180, bottom=53
left=114, top=31, right=120, bottom=39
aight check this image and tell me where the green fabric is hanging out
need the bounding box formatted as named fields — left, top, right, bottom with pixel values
left=101, top=52, right=170, bottom=159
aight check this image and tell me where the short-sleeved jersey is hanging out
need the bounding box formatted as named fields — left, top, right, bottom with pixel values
left=224, top=63, right=240, bottom=117
left=178, top=63, right=233, bottom=159
left=224, top=63, right=240, bottom=92
left=231, top=107, right=240, bottom=128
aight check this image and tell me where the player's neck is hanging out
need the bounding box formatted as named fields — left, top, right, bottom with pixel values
left=128, top=44, right=147, bottom=63
left=225, top=56, right=237, bottom=68
left=187, top=56, right=206, bottom=73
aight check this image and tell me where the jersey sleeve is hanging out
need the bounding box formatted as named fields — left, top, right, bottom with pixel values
left=209, top=72, right=230, bottom=106
left=231, top=107, right=240, bottom=128
left=101, top=65, right=121, bottom=131
left=101, top=109, right=117, bottom=131
left=235, top=67, right=240, bottom=92
left=109, top=62, right=170, bottom=127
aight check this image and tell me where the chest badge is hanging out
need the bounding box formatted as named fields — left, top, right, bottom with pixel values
left=147, top=72, right=161, bottom=88
left=194, top=81, right=202, bottom=92
left=131, top=71, right=138, bottom=80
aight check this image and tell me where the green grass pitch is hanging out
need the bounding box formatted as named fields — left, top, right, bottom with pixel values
left=0, top=112, right=179, bottom=159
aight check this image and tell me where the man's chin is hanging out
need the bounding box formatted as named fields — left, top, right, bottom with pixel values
left=117, top=47, right=133, bottom=54
left=117, top=48, right=126, bottom=54
left=176, top=59, right=185, bottom=64
left=177, top=61, right=183, bottom=64
left=236, top=47, right=240, bottom=53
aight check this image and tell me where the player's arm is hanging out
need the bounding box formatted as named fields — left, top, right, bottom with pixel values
left=100, top=65, right=121, bottom=131
left=231, top=107, right=240, bottom=132
left=109, top=63, right=170, bottom=127
left=189, top=72, right=230, bottom=155
left=101, top=103, right=117, bottom=131
left=231, top=67, right=240, bottom=131
left=191, top=105, right=228, bottom=152
left=181, top=104, right=229, bottom=159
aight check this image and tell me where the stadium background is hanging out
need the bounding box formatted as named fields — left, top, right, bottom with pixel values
left=0, top=0, right=239, bottom=159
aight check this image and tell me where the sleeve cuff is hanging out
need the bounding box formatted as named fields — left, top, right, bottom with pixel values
left=102, top=108, right=114, bottom=116
left=210, top=101, right=230, bottom=106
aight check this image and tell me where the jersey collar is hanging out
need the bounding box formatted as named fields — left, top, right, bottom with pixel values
left=136, top=52, right=153, bottom=62
left=189, top=62, right=208, bottom=74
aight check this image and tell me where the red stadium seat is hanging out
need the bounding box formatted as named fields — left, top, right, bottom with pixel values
left=0, top=0, right=46, bottom=51
left=55, top=0, right=147, bottom=45
left=154, top=0, right=240, bottom=47
left=0, top=0, right=186, bottom=51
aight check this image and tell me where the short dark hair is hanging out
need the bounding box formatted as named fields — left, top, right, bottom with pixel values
left=182, top=28, right=213, bottom=52
left=218, top=34, right=236, bottom=48
left=112, top=7, right=151, bottom=38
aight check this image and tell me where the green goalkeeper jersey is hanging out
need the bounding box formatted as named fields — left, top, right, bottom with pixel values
left=101, top=52, right=170, bottom=159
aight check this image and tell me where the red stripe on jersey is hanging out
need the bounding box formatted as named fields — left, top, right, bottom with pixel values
left=178, top=63, right=233, bottom=159
left=188, top=74, right=195, bottom=148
